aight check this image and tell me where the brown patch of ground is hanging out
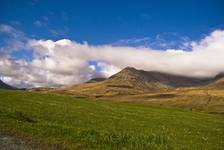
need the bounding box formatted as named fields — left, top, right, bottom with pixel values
left=0, top=134, right=36, bottom=150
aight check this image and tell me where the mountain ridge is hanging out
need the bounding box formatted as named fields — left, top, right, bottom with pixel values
left=209, top=73, right=224, bottom=89
left=58, top=66, right=224, bottom=97
left=109, top=66, right=215, bottom=87
left=0, top=80, right=15, bottom=89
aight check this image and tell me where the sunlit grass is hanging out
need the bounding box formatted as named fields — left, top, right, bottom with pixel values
left=0, top=89, right=224, bottom=149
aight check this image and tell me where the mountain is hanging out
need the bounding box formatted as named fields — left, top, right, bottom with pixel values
left=0, top=80, right=15, bottom=89
left=86, top=77, right=106, bottom=83
left=214, top=72, right=224, bottom=80
left=59, top=67, right=218, bottom=97
left=108, top=67, right=214, bottom=88
left=209, top=73, right=224, bottom=89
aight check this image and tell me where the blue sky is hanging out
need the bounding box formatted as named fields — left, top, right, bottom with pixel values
left=1, top=0, right=224, bottom=87
left=1, top=0, right=224, bottom=44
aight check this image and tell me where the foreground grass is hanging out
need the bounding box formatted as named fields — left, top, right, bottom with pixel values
left=0, top=90, right=223, bottom=149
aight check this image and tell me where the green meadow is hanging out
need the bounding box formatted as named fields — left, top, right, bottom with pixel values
left=0, top=89, right=223, bottom=150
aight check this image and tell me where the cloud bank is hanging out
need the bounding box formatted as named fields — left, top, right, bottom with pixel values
left=0, top=24, right=224, bottom=88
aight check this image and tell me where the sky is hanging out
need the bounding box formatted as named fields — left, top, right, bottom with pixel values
left=0, top=0, right=224, bottom=88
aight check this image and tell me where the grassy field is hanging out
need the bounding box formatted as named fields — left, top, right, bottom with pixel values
left=0, top=89, right=224, bottom=149
left=105, top=88, right=224, bottom=114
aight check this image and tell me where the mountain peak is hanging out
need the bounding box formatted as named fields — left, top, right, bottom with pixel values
left=0, top=80, right=15, bottom=89
left=119, top=66, right=139, bottom=74
left=123, top=66, right=137, bottom=71
left=62, top=67, right=222, bottom=97
left=109, top=66, right=139, bottom=79
left=215, top=72, right=224, bottom=80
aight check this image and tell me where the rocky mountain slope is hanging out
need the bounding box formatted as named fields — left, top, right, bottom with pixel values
left=59, top=67, right=222, bottom=97
left=209, top=73, right=224, bottom=89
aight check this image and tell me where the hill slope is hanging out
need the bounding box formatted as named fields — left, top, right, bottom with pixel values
left=60, top=67, right=216, bottom=97
left=208, top=73, right=224, bottom=89
left=0, top=80, right=15, bottom=89
left=108, top=67, right=214, bottom=88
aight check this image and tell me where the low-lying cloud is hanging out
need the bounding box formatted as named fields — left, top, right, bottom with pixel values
left=0, top=24, right=224, bottom=88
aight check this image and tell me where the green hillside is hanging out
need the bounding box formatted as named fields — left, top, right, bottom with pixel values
left=0, top=89, right=224, bottom=150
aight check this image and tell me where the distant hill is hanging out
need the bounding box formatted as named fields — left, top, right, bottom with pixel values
left=214, top=72, right=224, bottom=80
left=108, top=67, right=214, bottom=88
left=60, top=67, right=220, bottom=97
left=209, top=73, right=224, bottom=89
left=86, top=77, right=106, bottom=83
left=0, top=80, right=15, bottom=89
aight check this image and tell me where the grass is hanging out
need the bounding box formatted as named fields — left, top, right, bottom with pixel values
left=119, top=88, right=224, bottom=114
left=0, top=89, right=224, bottom=149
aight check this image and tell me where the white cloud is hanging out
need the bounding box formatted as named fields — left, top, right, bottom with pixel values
left=0, top=24, right=27, bottom=53
left=166, top=49, right=185, bottom=53
left=112, top=33, right=191, bottom=50
left=0, top=24, right=25, bottom=39
left=97, top=62, right=120, bottom=77
left=33, top=16, right=49, bottom=27
left=1, top=26, right=224, bottom=88
left=33, top=20, right=44, bottom=27
left=49, top=26, right=69, bottom=37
